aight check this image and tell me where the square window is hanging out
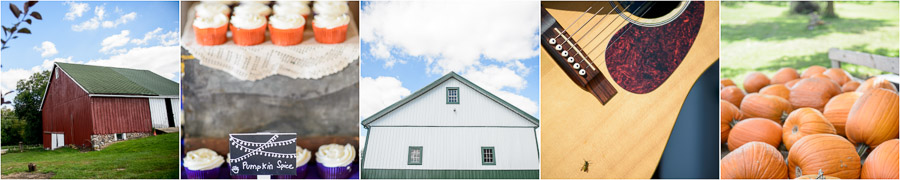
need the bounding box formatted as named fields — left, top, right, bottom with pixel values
left=447, top=87, right=459, bottom=104
left=481, top=147, right=496, bottom=165
left=408, top=146, right=423, bottom=165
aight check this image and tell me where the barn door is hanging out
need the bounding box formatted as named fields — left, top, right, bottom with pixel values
left=164, top=98, right=175, bottom=127
left=51, top=134, right=57, bottom=150
left=56, top=134, right=64, bottom=149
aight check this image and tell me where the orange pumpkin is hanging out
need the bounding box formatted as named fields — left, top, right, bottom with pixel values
left=823, top=68, right=852, bottom=86
left=846, top=88, right=900, bottom=156
left=861, top=139, right=899, bottom=179
left=801, top=65, right=827, bottom=78
left=720, top=142, right=789, bottom=179
left=728, top=118, right=783, bottom=151
left=823, top=92, right=863, bottom=136
left=721, top=78, right=736, bottom=87
left=857, top=76, right=898, bottom=93
left=741, top=93, right=793, bottom=124
left=744, top=72, right=771, bottom=93
left=794, top=173, right=840, bottom=179
left=721, top=86, right=746, bottom=107
left=790, top=78, right=841, bottom=112
left=783, top=108, right=836, bottom=150
left=773, top=68, right=801, bottom=84
left=721, top=100, right=743, bottom=143
left=785, top=79, right=802, bottom=88
left=842, top=81, right=860, bottom=92
left=787, top=134, right=861, bottom=179
left=760, top=84, right=791, bottom=101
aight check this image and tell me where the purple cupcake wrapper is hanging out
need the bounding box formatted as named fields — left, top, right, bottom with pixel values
left=275, top=164, right=309, bottom=179
left=231, top=174, right=258, bottom=179
left=184, top=166, right=221, bottom=179
left=316, top=162, right=352, bottom=179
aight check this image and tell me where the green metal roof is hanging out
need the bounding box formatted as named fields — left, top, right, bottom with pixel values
left=361, top=72, right=539, bottom=128
left=56, top=62, right=178, bottom=96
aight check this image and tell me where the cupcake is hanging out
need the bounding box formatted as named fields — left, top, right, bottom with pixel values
left=228, top=154, right=257, bottom=179
left=183, top=148, right=225, bottom=179
left=230, top=14, right=267, bottom=46
left=315, top=144, right=355, bottom=179
left=193, top=14, right=229, bottom=46
left=312, top=14, right=349, bottom=44
left=268, top=14, right=305, bottom=46
left=273, top=1, right=311, bottom=19
left=195, top=2, right=230, bottom=17
left=276, top=146, right=312, bottom=179
left=312, top=1, right=349, bottom=16
left=234, top=2, right=272, bottom=17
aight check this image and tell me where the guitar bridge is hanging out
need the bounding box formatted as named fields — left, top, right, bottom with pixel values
left=540, top=7, right=617, bottom=104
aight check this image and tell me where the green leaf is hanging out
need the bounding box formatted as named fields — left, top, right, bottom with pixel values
left=24, top=19, right=31, bottom=25
left=25, top=1, right=37, bottom=8
left=12, top=36, right=18, bottom=39
left=9, top=3, right=21, bottom=18
left=17, top=28, right=30, bottom=34
left=10, top=26, right=16, bottom=33
left=29, top=11, right=41, bottom=20
left=2, top=46, right=8, bottom=50
left=1, top=40, right=6, bottom=44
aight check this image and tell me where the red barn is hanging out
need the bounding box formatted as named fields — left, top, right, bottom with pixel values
left=40, top=62, right=179, bottom=150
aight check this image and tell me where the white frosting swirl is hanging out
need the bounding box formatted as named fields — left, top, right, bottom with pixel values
left=183, top=148, right=225, bottom=171
left=313, top=1, right=348, bottom=16
left=315, top=143, right=355, bottom=167
left=273, top=2, right=310, bottom=16
left=193, top=14, right=229, bottom=29
left=269, top=14, right=305, bottom=29
left=313, top=14, right=349, bottom=29
left=231, top=14, right=267, bottom=29
left=276, top=0, right=309, bottom=5
left=296, top=146, right=312, bottom=166
left=195, top=2, right=231, bottom=17
left=234, top=2, right=272, bottom=17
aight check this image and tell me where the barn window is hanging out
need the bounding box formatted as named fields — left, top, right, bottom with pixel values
left=55, top=68, right=59, bottom=79
left=481, top=147, right=495, bottom=165
left=446, top=87, right=459, bottom=104
left=115, top=133, right=126, bottom=141
left=408, top=146, right=422, bottom=165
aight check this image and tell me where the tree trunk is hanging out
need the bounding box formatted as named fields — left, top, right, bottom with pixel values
left=824, top=1, right=838, bottom=18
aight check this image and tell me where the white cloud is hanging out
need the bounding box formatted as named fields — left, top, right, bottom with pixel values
left=72, top=5, right=137, bottom=31
left=41, top=57, right=74, bottom=70
left=0, top=56, right=74, bottom=97
left=85, top=46, right=181, bottom=80
left=32, top=41, right=59, bottom=57
left=360, top=76, right=411, bottom=118
left=64, top=1, right=90, bottom=20
left=100, top=30, right=131, bottom=53
left=131, top=27, right=179, bottom=46
left=462, top=66, right=537, bottom=115
left=361, top=1, right=539, bottom=74
left=369, top=42, right=405, bottom=68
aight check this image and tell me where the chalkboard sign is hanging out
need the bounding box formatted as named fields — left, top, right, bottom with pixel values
left=229, top=133, right=297, bottom=175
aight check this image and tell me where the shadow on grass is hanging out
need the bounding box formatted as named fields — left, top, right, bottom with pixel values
left=722, top=16, right=894, bottom=42
left=722, top=45, right=899, bottom=79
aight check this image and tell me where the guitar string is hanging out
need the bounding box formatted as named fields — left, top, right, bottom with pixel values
left=577, top=2, right=652, bottom=68
left=591, top=2, right=656, bottom=62
left=558, top=6, right=606, bottom=47
left=564, top=3, right=626, bottom=52
left=553, top=3, right=596, bottom=40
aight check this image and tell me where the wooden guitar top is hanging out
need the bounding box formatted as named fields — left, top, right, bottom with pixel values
left=540, top=2, right=720, bottom=179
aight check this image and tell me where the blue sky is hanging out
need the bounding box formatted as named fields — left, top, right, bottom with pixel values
left=357, top=1, right=541, bottom=140
left=1, top=1, right=180, bottom=107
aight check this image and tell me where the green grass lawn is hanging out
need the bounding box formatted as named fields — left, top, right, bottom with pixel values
left=721, top=1, right=899, bottom=89
left=1, top=133, right=179, bottom=179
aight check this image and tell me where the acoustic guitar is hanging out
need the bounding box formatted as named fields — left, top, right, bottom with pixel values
left=539, top=1, right=719, bottom=178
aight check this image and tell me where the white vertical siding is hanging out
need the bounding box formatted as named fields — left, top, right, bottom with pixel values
left=369, top=78, right=536, bottom=127
left=364, top=127, right=539, bottom=170
left=169, top=98, right=180, bottom=126
left=148, top=98, right=169, bottom=128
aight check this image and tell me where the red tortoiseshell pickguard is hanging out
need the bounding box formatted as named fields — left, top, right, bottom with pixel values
left=605, top=1, right=704, bottom=94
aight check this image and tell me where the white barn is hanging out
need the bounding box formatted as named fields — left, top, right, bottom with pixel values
left=361, top=72, right=540, bottom=179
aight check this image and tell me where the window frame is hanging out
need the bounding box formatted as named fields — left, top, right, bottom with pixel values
left=446, top=87, right=459, bottom=104
left=408, top=146, right=423, bottom=165
left=481, top=146, right=496, bottom=165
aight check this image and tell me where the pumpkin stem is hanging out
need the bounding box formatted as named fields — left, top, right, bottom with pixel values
left=792, top=125, right=798, bottom=134
left=856, top=143, right=869, bottom=158
left=781, top=111, right=789, bottom=124
left=795, top=166, right=802, bottom=178
left=816, top=169, right=825, bottom=180
left=729, top=118, right=739, bottom=127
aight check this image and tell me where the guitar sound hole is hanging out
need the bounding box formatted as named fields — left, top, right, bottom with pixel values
left=621, top=1, right=681, bottom=19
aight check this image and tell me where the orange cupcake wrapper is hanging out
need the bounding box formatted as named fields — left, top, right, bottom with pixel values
left=193, top=25, right=228, bottom=46
left=312, top=23, right=348, bottom=44
left=230, top=24, right=267, bottom=46
left=269, top=24, right=305, bottom=46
